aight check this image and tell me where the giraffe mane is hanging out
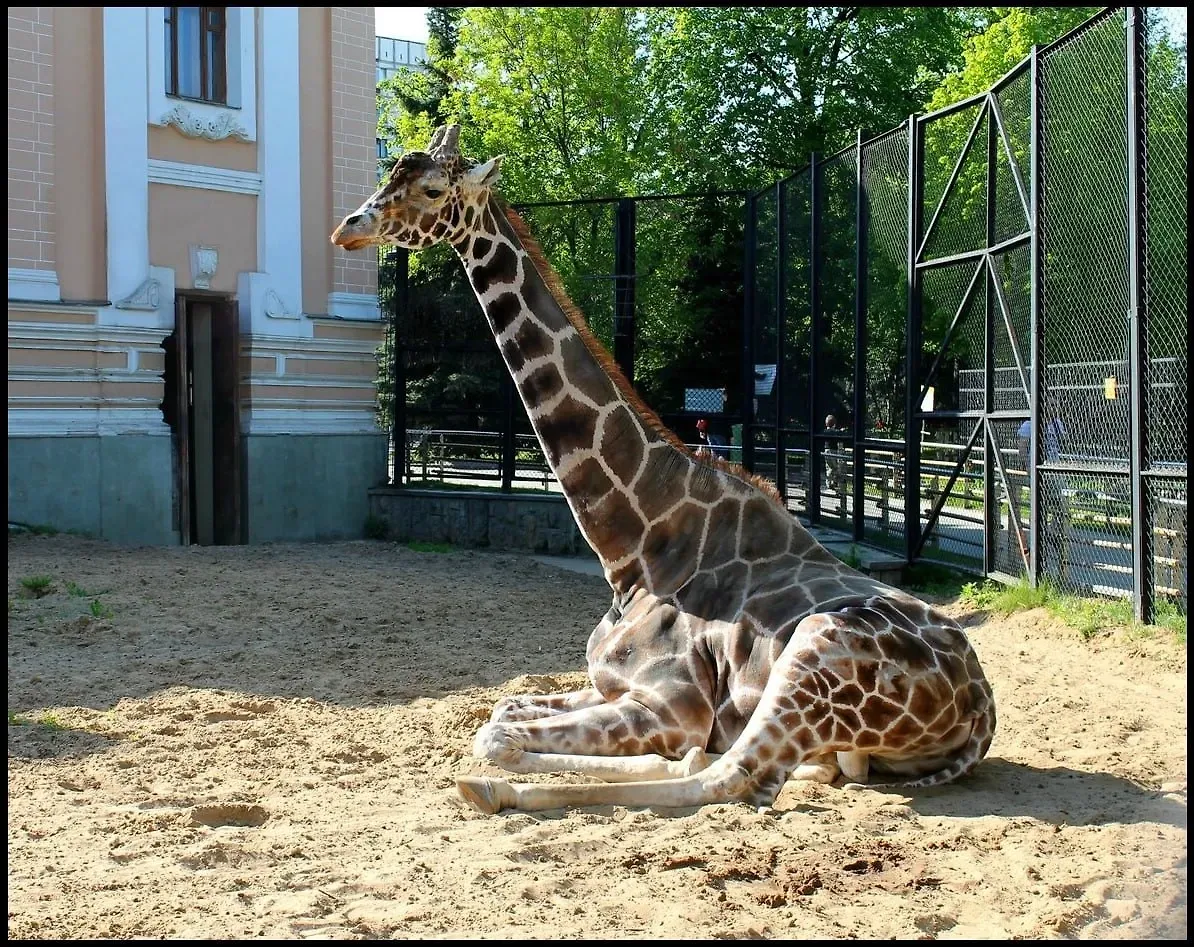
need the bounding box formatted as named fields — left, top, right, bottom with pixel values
left=499, top=201, right=784, bottom=509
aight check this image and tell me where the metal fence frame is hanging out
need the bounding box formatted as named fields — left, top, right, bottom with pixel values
left=742, top=7, right=1186, bottom=622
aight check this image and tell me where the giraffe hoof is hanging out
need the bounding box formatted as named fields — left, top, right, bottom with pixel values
left=457, top=776, right=506, bottom=814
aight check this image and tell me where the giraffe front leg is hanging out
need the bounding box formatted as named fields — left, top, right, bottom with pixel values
left=488, top=688, right=605, bottom=724
left=468, top=696, right=710, bottom=778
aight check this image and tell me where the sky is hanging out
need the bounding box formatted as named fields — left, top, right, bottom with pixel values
left=375, top=7, right=429, bottom=42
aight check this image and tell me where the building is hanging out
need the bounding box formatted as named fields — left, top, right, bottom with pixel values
left=8, top=7, right=387, bottom=545
left=374, top=33, right=428, bottom=169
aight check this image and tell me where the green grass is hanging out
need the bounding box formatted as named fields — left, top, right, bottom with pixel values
left=9, top=711, right=68, bottom=731
left=88, top=598, right=114, bottom=620
left=19, top=575, right=53, bottom=598
left=902, top=561, right=971, bottom=598
left=834, top=545, right=863, bottom=569
left=961, top=577, right=1187, bottom=643
left=36, top=713, right=68, bottom=731
left=404, top=541, right=454, bottom=554
left=65, top=581, right=96, bottom=598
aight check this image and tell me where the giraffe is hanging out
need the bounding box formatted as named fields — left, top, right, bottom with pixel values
left=331, top=125, right=996, bottom=814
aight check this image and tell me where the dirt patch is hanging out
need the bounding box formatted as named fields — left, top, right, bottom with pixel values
left=7, top=535, right=1187, bottom=939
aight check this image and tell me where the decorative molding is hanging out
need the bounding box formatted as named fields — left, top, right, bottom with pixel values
left=7, top=321, right=170, bottom=346
left=190, top=246, right=218, bottom=290
left=241, top=408, right=383, bottom=436
left=8, top=408, right=171, bottom=438
left=327, top=292, right=382, bottom=321
left=114, top=276, right=161, bottom=311
left=238, top=271, right=311, bottom=338
left=264, top=288, right=300, bottom=320
left=147, top=159, right=262, bottom=195
left=158, top=104, right=251, bottom=142
left=7, top=268, right=61, bottom=302
left=146, top=7, right=257, bottom=142
left=103, top=8, right=150, bottom=314
left=258, top=8, right=304, bottom=332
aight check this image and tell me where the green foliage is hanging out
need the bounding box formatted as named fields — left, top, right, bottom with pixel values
left=65, top=581, right=99, bottom=598
left=9, top=711, right=29, bottom=727
left=20, top=575, right=53, bottom=599
left=88, top=599, right=113, bottom=620
left=364, top=514, right=390, bottom=540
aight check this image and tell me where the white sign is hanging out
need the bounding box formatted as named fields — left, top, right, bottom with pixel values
left=754, top=364, right=777, bottom=396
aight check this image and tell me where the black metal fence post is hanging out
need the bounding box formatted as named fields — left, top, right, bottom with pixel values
left=774, top=183, right=788, bottom=500
left=808, top=154, right=822, bottom=525
left=852, top=130, right=868, bottom=542
left=983, top=96, right=997, bottom=576
left=741, top=195, right=757, bottom=473
left=1028, top=45, right=1043, bottom=587
left=613, top=197, right=637, bottom=387
left=905, top=117, right=924, bottom=563
left=392, top=248, right=409, bottom=485
left=1125, top=7, right=1152, bottom=623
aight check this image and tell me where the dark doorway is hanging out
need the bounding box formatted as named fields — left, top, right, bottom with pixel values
left=161, top=293, right=243, bottom=545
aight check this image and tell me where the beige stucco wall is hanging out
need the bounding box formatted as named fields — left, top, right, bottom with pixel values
left=330, top=7, right=377, bottom=300
left=148, top=184, right=257, bottom=294
left=299, top=6, right=333, bottom=315
left=8, top=7, right=56, bottom=273
left=148, top=125, right=258, bottom=172
left=52, top=6, right=105, bottom=301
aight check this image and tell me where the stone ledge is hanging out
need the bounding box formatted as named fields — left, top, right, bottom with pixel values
left=368, top=486, right=586, bottom=556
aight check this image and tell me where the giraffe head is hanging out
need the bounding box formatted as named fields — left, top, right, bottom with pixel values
left=330, top=124, right=502, bottom=252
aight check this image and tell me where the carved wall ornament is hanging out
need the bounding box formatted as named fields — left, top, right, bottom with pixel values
left=159, top=104, right=251, bottom=142
left=190, top=246, right=219, bottom=290
left=264, top=288, right=300, bottom=320
left=113, top=276, right=161, bottom=311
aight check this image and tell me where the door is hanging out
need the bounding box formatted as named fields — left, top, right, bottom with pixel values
left=166, top=294, right=242, bottom=545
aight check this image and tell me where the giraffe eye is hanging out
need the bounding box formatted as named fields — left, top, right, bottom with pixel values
left=424, top=188, right=444, bottom=199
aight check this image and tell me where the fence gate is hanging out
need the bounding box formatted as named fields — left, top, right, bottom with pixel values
left=910, top=63, right=1035, bottom=579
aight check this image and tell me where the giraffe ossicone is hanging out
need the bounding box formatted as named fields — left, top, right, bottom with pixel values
left=331, top=125, right=997, bottom=814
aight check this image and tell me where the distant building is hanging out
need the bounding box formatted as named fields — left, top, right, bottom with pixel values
left=375, top=34, right=429, bottom=168
left=8, top=8, right=387, bottom=545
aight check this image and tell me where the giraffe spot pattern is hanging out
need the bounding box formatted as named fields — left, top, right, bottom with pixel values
left=535, top=396, right=599, bottom=466
left=641, top=502, right=706, bottom=595
left=601, top=405, right=644, bottom=485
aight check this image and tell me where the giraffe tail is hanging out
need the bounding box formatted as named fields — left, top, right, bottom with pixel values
left=862, top=699, right=997, bottom=791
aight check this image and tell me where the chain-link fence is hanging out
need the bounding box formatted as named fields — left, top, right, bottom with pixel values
left=375, top=8, right=1184, bottom=624
left=744, top=7, right=1186, bottom=623
left=378, top=192, right=748, bottom=493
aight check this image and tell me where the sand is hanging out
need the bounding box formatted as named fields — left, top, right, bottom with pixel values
left=6, top=534, right=1187, bottom=940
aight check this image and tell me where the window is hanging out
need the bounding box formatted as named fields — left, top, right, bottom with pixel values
left=164, top=7, right=227, bottom=105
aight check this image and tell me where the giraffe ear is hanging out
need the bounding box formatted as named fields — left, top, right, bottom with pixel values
left=466, top=156, right=502, bottom=188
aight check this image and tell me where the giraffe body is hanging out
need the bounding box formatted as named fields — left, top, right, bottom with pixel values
left=332, top=126, right=996, bottom=814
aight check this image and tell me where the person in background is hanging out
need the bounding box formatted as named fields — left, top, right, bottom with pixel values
left=695, top=418, right=728, bottom=460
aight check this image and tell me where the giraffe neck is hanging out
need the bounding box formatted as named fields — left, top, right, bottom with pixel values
left=455, top=198, right=714, bottom=592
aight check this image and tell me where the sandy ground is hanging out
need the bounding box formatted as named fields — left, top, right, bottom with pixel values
left=7, top=534, right=1187, bottom=940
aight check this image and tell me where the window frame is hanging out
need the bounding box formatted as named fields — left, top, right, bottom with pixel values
left=147, top=7, right=257, bottom=141
left=165, top=6, right=229, bottom=107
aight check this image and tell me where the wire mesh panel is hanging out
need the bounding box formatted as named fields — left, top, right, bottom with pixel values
left=749, top=188, right=779, bottom=484
left=1040, top=12, right=1132, bottom=473
left=780, top=170, right=813, bottom=513
left=862, top=128, right=909, bottom=438
left=813, top=151, right=858, bottom=531
left=860, top=128, right=909, bottom=550
left=634, top=195, right=746, bottom=451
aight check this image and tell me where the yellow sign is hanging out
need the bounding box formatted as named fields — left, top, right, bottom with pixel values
left=1104, top=376, right=1117, bottom=400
